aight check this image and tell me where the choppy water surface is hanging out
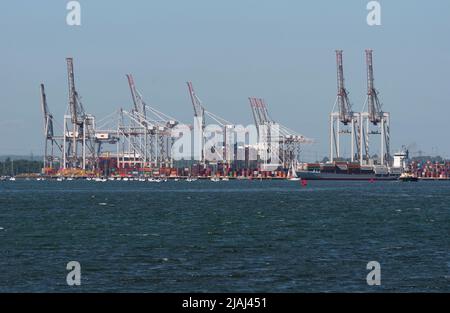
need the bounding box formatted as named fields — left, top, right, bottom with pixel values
left=0, top=180, right=449, bottom=292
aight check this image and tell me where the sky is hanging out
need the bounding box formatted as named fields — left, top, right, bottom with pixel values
left=0, top=0, right=449, bottom=159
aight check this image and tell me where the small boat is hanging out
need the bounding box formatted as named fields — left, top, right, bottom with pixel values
left=287, top=161, right=301, bottom=181
left=399, top=172, right=418, bottom=182
left=56, top=177, right=64, bottom=182
left=210, top=176, right=220, bottom=182
left=9, top=177, right=16, bottom=181
left=222, top=177, right=230, bottom=181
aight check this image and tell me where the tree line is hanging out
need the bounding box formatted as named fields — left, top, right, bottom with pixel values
left=0, top=158, right=43, bottom=176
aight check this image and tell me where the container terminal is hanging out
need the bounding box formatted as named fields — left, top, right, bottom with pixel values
left=11, top=50, right=429, bottom=181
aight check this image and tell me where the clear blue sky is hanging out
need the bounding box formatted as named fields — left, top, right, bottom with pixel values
left=0, top=0, right=449, bottom=159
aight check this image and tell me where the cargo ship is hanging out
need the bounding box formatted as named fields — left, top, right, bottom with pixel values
left=296, top=162, right=401, bottom=181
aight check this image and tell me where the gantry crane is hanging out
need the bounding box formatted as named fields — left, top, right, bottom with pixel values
left=330, top=50, right=361, bottom=163
left=249, top=97, right=309, bottom=169
left=40, top=83, right=62, bottom=170
left=66, top=57, right=84, bottom=167
left=360, top=49, right=390, bottom=165
left=186, top=82, right=206, bottom=164
left=119, top=75, right=178, bottom=168
left=63, top=58, right=98, bottom=170
left=187, top=82, right=242, bottom=167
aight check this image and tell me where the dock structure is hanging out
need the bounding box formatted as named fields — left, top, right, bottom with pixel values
left=39, top=58, right=311, bottom=178
left=39, top=52, right=396, bottom=179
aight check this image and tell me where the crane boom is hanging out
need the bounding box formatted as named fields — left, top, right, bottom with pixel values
left=335, top=50, right=353, bottom=124
left=249, top=97, right=272, bottom=127
left=40, top=83, right=54, bottom=138
left=249, top=98, right=262, bottom=127
left=366, top=49, right=382, bottom=124
left=126, top=74, right=139, bottom=113
left=186, top=82, right=205, bottom=129
left=126, top=74, right=147, bottom=118
left=257, top=98, right=271, bottom=124
left=66, top=58, right=85, bottom=125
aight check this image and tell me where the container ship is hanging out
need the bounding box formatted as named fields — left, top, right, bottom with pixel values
left=297, top=162, right=402, bottom=181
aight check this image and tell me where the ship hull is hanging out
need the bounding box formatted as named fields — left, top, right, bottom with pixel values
left=297, top=170, right=399, bottom=181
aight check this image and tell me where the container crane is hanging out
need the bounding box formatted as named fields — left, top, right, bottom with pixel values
left=40, top=84, right=62, bottom=170
left=249, top=97, right=309, bottom=169
left=360, top=49, right=390, bottom=165
left=187, top=82, right=206, bottom=164
left=120, top=75, right=178, bottom=168
left=63, top=57, right=96, bottom=170
left=330, top=50, right=361, bottom=163
left=186, top=82, right=237, bottom=165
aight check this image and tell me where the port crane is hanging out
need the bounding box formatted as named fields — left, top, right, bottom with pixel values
left=63, top=58, right=118, bottom=171
left=360, top=49, right=390, bottom=165
left=40, top=84, right=62, bottom=170
left=120, top=75, right=178, bottom=168
left=125, top=74, right=153, bottom=167
left=249, top=97, right=309, bottom=169
left=249, top=97, right=277, bottom=167
left=330, top=50, right=361, bottom=163
left=63, top=57, right=97, bottom=170
left=187, top=82, right=206, bottom=164
left=186, top=82, right=235, bottom=165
